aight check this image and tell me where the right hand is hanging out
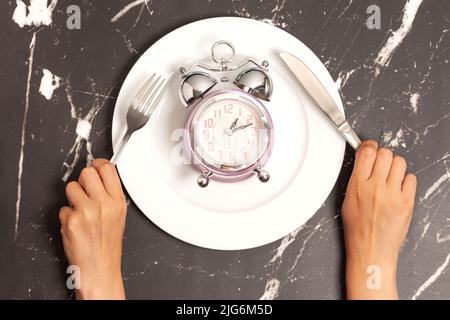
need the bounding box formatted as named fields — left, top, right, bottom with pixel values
left=342, top=140, right=417, bottom=299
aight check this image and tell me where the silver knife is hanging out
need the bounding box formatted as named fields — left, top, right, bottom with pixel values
left=280, top=52, right=361, bottom=150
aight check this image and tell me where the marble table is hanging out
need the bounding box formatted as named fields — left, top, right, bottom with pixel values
left=0, top=0, right=449, bottom=299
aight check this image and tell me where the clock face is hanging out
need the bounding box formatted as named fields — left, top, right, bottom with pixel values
left=189, top=92, right=271, bottom=171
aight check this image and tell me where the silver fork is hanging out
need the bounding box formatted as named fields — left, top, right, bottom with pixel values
left=110, top=73, right=169, bottom=165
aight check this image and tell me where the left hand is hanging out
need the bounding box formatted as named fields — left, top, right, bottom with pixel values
left=59, top=159, right=127, bottom=300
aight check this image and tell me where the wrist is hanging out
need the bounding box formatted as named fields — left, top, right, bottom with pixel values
left=75, top=270, right=125, bottom=300
left=346, top=258, right=398, bottom=300
left=345, top=243, right=399, bottom=270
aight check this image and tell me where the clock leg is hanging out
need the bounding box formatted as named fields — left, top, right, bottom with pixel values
left=197, top=170, right=212, bottom=188
left=255, top=166, right=270, bottom=183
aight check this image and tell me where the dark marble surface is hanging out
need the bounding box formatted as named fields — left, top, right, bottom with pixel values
left=0, top=0, right=449, bottom=299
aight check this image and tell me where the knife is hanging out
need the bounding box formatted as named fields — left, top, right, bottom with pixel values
left=280, top=52, right=361, bottom=150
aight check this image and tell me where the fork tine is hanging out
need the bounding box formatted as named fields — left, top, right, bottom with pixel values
left=137, top=75, right=160, bottom=112
left=137, top=75, right=161, bottom=112
left=141, top=76, right=165, bottom=114
left=133, top=74, right=155, bottom=111
left=143, top=76, right=170, bottom=116
left=134, top=74, right=158, bottom=111
left=134, top=73, right=156, bottom=106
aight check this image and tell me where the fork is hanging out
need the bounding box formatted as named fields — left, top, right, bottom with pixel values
left=110, top=73, right=169, bottom=165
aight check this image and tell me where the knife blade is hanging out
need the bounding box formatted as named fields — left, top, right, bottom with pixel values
left=280, top=52, right=361, bottom=150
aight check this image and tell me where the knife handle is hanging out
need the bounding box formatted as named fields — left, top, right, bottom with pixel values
left=337, top=121, right=361, bottom=151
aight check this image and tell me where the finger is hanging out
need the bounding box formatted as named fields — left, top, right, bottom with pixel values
left=359, top=139, right=378, bottom=150
left=402, top=173, right=417, bottom=200
left=78, top=166, right=107, bottom=200
left=387, top=156, right=407, bottom=188
left=351, top=140, right=378, bottom=180
left=91, top=158, right=124, bottom=199
left=65, top=181, right=88, bottom=209
left=370, top=147, right=393, bottom=181
left=59, top=206, right=74, bottom=225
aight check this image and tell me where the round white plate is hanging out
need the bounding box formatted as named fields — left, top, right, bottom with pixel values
left=112, top=17, right=345, bottom=250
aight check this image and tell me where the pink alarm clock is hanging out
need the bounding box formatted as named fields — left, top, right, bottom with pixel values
left=179, top=41, right=274, bottom=187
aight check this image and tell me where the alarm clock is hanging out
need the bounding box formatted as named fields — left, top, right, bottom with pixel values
left=179, top=41, right=274, bottom=187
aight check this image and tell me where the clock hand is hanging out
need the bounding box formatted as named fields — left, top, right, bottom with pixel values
left=231, top=123, right=253, bottom=133
left=230, top=118, right=239, bottom=130
left=226, top=118, right=239, bottom=136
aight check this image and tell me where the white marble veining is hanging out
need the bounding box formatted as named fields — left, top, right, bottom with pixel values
left=422, top=171, right=450, bottom=202
left=411, top=252, right=450, bottom=299
left=232, top=0, right=289, bottom=28
left=111, top=0, right=151, bottom=23
left=14, top=32, right=36, bottom=241
left=39, top=69, right=61, bottom=100
left=260, top=278, right=280, bottom=300
left=12, top=0, right=58, bottom=28
left=61, top=83, right=115, bottom=182
left=409, top=92, right=420, bottom=114
left=374, top=0, right=424, bottom=76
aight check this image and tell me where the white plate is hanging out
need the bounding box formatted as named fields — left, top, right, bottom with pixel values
left=112, top=17, right=345, bottom=250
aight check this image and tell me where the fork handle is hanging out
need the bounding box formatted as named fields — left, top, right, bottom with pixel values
left=110, top=130, right=132, bottom=165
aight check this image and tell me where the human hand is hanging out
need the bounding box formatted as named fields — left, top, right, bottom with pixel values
left=342, top=140, right=417, bottom=299
left=59, top=159, right=127, bottom=300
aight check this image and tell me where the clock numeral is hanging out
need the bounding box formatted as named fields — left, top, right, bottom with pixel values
left=224, top=104, right=233, bottom=114
left=208, top=141, right=214, bottom=152
left=246, top=114, right=253, bottom=124
left=203, top=130, right=209, bottom=140
left=204, top=118, right=214, bottom=128
left=250, top=127, right=257, bottom=136
left=214, top=109, right=222, bottom=118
